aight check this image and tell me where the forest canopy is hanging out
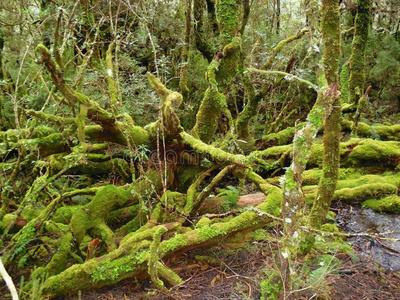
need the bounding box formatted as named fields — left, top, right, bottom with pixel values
left=0, top=0, right=399, bottom=299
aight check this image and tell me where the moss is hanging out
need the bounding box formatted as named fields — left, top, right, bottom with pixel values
left=50, top=154, right=132, bottom=180
left=257, top=139, right=400, bottom=169
left=262, top=126, right=296, bottom=146
left=262, top=28, right=310, bottom=70
left=53, top=205, right=83, bottom=224
left=321, top=223, right=339, bottom=232
left=20, top=205, right=41, bottom=221
left=159, top=234, right=187, bottom=253
left=107, top=204, right=140, bottom=223
left=305, top=172, right=400, bottom=198
left=355, top=123, right=400, bottom=141
left=70, top=185, right=131, bottom=244
left=215, top=0, right=240, bottom=45
left=306, top=183, right=398, bottom=204
left=2, top=213, right=17, bottom=228
left=362, top=195, right=400, bottom=213
left=41, top=197, right=277, bottom=297
left=340, top=63, right=350, bottom=103
left=156, top=261, right=183, bottom=286
left=349, top=0, right=371, bottom=105
left=115, top=212, right=146, bottom=236
left=261, top=121, right=400, bottom=148
left=0, top=126, right=55, bottom=143
left=301, top=168, right=362, bottom=186
left=105, top=43, right=118, bottom=112
left=192, top=84, right=225, bottom=143
left=181, top=131, right=246, bottom=165
left=177, top=166, right=204, bottom=190
left=148, top=226, right=168, bottom=290
left=337, top=173, right=400, bottom=189
left=162, top=191, right=186, bottom=212
left=235, top=74, right=257, bottom=149
left=197, top=217, right=212, bottom=228
left=192, top=0, right=242, bottom=143
left=244, top=170, right=283, bottom=216
left=310, top=85, right=341, bottom=228
left=32, top=232, right=74, bottom=279
left=347, top=139, right=400, bottom=166
left=321, top=0, right=341, bottom=84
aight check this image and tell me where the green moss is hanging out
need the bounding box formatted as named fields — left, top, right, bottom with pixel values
left=355, top=123, right=400, bottom=141
left=70, top=185, right=131, bottom=244
left=160, top=234, right=187, bottom=252
left=2, top=213, right=17, bottom=228
left=321, top=223, right=339, bottom=232
left=301, top=168, right=362, bottom=185
left=192, top=88, right=225, bottom=143
left=308, top=183, right=398, bottom=204
left=196, top=217, right=212, bottom=228
left=32, top=232, right=74, bottom=279
left=53, top=205, right=83, bottom=224
left=321, top=0, right=341, bottom=84
left=362, top=195, right=400, bottom=213
left=349, top=0, right=371, bottom=105
left=41, top=195, right=278, bottom=297
left=347, top=139, right=400, bottom=166
left=181, top=131, right=246, bottom=165
left=148, top=226, right=168, bottom=290
left=215, top=0, right=240, bottom=45
left=177, top=166, right=204, bottom=190
left=262, top=126, right=296, bottom=146
left=156, top=261, right=183, bottom=286
left=20, top=205, right=41, bottom=221
left=198, top=225, right=225, bottom=238
left=340, top=63, right=350, bottom=103
left=336, top=173, right=400, bottom=189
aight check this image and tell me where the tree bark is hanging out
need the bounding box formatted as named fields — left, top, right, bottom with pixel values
left=349, top=0, right=372, bottom=106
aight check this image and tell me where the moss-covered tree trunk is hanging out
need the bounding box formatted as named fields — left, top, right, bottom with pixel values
left=273, top=0, right=341, bottom=295
left=194, top=0, right=215, bottom=61
left=309, top=0, right=341, bottom=228
left=192, top=0, right=242, bottom=143
left=180, top=0, right=192, bottom=100
left=0, top=26, right=5, bottom=129
left=348, top=0, right=371, bottom=106
left=275, top=0, right=281, bottom=34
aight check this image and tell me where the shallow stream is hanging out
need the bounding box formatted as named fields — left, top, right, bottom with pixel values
left=337, top=207, right=400, bottom=271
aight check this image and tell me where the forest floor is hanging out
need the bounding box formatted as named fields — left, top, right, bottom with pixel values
left=56, top=204, right=400, bottom=300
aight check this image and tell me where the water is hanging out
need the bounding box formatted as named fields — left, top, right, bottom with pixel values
left=337, top=207, right=400, bottom=271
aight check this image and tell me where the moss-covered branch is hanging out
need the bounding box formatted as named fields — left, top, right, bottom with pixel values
left=262, top=27, right=310, bottom=70
left=39, top=188, right=280, bottom=298
left=247, top=68, right=318, bottom=90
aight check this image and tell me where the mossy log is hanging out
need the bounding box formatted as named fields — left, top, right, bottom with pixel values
left=363, top=195, right=400, bottom=213
left=303, top=172, right=400, bottom=203
left=39, top=187, right=280, bottom=298
left=255, top=139, right=400, bottom=170
left=260, top=120, right=400, bottom=147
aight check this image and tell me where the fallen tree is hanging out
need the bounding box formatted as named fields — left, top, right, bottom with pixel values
left=0, top=1, right=398, bottom=298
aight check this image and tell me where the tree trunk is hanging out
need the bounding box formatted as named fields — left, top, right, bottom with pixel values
left=349, top=0, right=372, bottom=106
